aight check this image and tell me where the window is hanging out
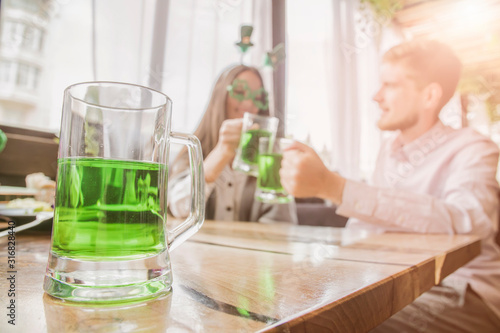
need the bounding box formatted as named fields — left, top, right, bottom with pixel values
left=0, top=60, right=16, bottom=85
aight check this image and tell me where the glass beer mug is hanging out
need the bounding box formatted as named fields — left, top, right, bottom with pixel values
left=255, top=137, right=293, bottom=204
left=232, top=112, right=279, bottom=177
left=44, top=82, right=204, bottom=302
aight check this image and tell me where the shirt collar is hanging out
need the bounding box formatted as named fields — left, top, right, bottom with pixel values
left=390, top=121, right=449, bottom=161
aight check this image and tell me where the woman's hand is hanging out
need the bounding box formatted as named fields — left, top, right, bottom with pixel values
left=214, top=118, right=243, bottom=159
left=204, top=119, right=243, bottom=183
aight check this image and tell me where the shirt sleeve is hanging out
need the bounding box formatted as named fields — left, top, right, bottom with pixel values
left=168, top=170, right=215, bottom=218
left=336, top=139, right=500, bottom=238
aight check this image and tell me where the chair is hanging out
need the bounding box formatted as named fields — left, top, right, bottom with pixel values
left=0, top=125, right=58, bottom=187
left=295, top=197, right=349, bottom=227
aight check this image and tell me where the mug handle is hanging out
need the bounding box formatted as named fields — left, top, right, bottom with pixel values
left=168, top=132, right=205, bottom=251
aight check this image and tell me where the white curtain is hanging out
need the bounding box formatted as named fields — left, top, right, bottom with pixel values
left=329, top=0, right=385, bottom=180
left=329, top=0, right=363, bottom=180
left=161, top=0, right=273, bottom=134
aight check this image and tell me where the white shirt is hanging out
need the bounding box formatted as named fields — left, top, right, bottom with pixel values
left=211, top=166, right=248, bottom=221
left=169, top=166, right=246, bottom=220
left=337, top=121, right=500, bottom=318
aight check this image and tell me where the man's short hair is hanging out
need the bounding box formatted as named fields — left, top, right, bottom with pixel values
left=383, top=40, right=462, bottom=110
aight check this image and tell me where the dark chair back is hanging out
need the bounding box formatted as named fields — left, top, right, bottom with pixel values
left=0, top=125, right=58, bottom=187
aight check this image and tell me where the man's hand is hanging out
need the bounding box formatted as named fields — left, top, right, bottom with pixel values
left=280, top=141, right=345, bottom=204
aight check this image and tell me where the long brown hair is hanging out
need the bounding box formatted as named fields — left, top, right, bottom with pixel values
left=171, top=64, right=269, bottom=176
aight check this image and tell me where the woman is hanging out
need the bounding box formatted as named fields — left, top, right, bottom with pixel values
left=168, top=64, right=297, bottom=223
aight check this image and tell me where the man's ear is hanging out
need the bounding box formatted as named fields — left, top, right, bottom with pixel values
left=423, top=82, right=443, bottom=111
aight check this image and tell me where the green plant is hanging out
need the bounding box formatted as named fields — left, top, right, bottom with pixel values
left=360, top=0, right=403, bottom=20
left=458, top=74, right=500, bottom=123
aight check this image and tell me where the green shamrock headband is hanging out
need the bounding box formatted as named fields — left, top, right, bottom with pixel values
left=236, top=25, right=285, bottom=71
left=227, top=79, right=269, bottom=110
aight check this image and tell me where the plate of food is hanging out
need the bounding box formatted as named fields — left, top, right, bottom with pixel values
left=0, top=198, right=53, bottom=231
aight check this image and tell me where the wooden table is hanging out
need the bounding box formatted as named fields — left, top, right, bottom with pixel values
left=0, top=220, right=480, bottom=332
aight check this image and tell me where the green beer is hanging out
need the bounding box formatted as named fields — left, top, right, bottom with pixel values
left=52, top=157, right=166, bottom=260
left=255, top=137, right=293, bottom=204
left=257, top=153, right=284, bottom=191
left=240, top=129, right=272, bottom=165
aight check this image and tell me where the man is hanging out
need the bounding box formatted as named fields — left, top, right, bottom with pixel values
left=281, top=40, right=500, bottom=331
